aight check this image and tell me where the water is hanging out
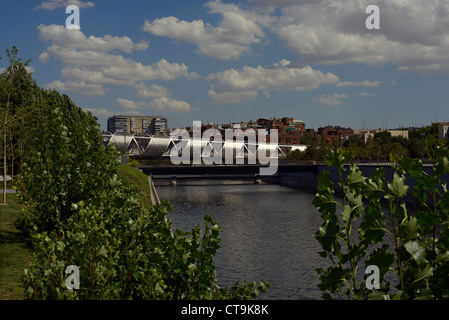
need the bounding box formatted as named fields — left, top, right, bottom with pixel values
left=156, top=181, right=325, bottom=300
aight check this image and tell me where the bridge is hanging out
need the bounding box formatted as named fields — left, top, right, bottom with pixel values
left=102, top=132, right=307, bottom=160
left=140, top=163, right=318, bottom=187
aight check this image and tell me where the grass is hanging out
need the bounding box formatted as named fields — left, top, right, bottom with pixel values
left=118, top=164, right=153, bottom=208
left=0, top=193, right=30, bottom=300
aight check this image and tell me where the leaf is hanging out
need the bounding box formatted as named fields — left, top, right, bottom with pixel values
left=444, top=157, right=449, bottom=175
left=312, top=188, right=336, bottom=215
left=440, top=192, right=449, bottom=215
left=347, top=165, right=365, bottom=186
left=415, top=288, right=434, bottom=300
left=75, top=231, right=85, bottom=244
left=404, top=241, right=427, bottom=266
left=97, top=246, right=108, bottom=258
left=314, top=215, right=341, bottom=254
left=341, top=205, right=352, bottom=224
left=317, top=170, right=333, bottom=192
left=363, top=178, right=384, bottom=201
left=56, top=241, right=65, bottom=252
left=410, top=264, right=433, bottom=289
left=187, top=263, right=196, bottom=275
left=386, top=172, right=409, bottom=199
left=399, top=217, right=419, bottom=241
left=398, top=157, right=423, bottom=179
left=358, top=205, right=386, bottom=244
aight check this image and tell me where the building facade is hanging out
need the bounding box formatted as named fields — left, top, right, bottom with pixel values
left=257, top=117, right=306, bottom=145
left=148, top=117, right=168, bottom=135
left=317, top=126, right=354, bottom=145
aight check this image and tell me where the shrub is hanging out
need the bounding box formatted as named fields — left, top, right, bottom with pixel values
left=313, top=136, right=449, bottom=299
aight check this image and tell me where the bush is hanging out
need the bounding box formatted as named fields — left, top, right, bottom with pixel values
left=313, top=136, right=449, bottom=299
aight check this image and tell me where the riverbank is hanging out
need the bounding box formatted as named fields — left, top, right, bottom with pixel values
left=0, top=193, right=30, bottom=299
left=119, top=164, right=153, bottom=208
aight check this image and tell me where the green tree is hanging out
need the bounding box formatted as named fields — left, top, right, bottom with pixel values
left=0, top=47, right=35, bottom=203
left=313, top=138, right=449, bottom=300
left=285, top=149, right=303, bottom=161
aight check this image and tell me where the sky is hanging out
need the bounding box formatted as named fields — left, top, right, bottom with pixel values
left=1, top=0, right=449, bottom=132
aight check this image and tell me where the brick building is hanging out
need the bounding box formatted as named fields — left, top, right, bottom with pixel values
left=257, top=117, right=306, bottom=145
left=317, top=126, right=354, bottom=145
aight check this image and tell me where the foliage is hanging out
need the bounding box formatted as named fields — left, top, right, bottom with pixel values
left=313, top=136, right=449, bottom=299
left=297, top=125, right=441, bottom=162
left=0, top=47, right=37, bottom=203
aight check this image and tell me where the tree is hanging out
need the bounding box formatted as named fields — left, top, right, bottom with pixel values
left=0, top=47, right=35, bottom=204
left=285, top=149, right=304, bottom=161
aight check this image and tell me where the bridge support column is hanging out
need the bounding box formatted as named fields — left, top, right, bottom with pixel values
left=121, top=154, right=128, bottom=164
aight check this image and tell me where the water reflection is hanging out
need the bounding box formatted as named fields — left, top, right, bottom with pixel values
left=157, top=182, right=325, bottom=300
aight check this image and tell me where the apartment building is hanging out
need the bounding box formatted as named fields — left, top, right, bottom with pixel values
left=148, top=117, right=168, bottom=135
left=258, top=117, right=306, bottom=145
left=317, top=126, right=354, bottom=145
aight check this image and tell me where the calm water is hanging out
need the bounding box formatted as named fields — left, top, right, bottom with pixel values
left=156, top=181, right=325, bottom=300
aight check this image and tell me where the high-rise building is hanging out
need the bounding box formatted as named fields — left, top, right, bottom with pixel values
left=148, top=117, right=168, bottom=135
left=107, top=115, right=168, bottom=135
left=107, top=116, right=129, bottom=133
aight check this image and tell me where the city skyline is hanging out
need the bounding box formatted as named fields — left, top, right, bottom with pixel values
left=1, top=0, right=449, bottom=132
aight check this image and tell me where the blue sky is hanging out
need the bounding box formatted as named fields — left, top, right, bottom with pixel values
left=1, top=0, right=449, bottom=131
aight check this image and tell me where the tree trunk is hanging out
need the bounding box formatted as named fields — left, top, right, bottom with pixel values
left=3, top=92, right=10, bottom=204
left=3, top=119, right=7, bottom=204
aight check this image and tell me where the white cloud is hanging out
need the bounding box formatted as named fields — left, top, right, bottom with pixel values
left=356, top=92, right=376, bottom=97
left=135, top=83, right=169, bottom=99
left=84, top=107, right=116, bottom=117
left=37, top=24, right=199, bottom=96
left=37, top=24, right=149, bottom=53
left=113, top=97, right=191, bottom=113
left=272, top=0, right=449, bottom=75
left=45, top=80, right=107, bottom=96
left=131, top=83, right=192, bottom=113
left=115, top=98, right=146, bottom=110
left=336, top=80, right=382, bottom=87
left=312, top=93, right=347, bottom=106
left=248, top=0, right=321, bottom=6
left=207, top=60, right=339, bottom=103
left=142, top=0, right=273, bottom=60
left=149, top=97, right=192, bottom=113
left=111, top=83, right=193, bottom=113
left=34, top=0, right=94, bottom=10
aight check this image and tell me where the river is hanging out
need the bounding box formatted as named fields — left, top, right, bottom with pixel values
left=156, top=180, right=325, bottom=300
